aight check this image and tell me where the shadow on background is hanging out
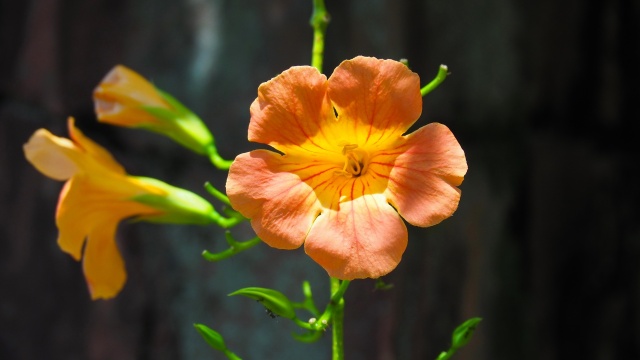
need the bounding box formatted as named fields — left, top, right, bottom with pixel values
left=1, top=0, right=638, bottom=359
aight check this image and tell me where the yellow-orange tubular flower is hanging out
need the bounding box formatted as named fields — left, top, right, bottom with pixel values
left=93, top=65, right=214, bottom=155
left=24, top=118, right=215, bottom=300
left=226, top=56, right=468, bottom=280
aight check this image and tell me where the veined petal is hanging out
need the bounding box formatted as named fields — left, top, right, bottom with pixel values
left=67, top=118, right=125, bottom=175
left=248, top=66, right=335, bottom=154
left=304, top=193, right=408, bottom=279
left=383, top=123, right=467, bottom=227
left=82, top=218, right=127, bottom=300
left=23, top=128, right=79, bottom=181
left=226, top=150, right=325, bottom=249
left=56, top=175, right=160, bottom=260
left=327, top=56, right=422, bottom=145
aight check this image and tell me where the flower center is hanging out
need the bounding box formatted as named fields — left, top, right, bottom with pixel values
left=338, top=144, right=368, bottom=177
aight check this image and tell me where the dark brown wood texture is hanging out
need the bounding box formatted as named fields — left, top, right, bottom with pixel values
left=1, top=0, right=638, bottom=359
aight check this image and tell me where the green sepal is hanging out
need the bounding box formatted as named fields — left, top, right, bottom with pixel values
left=137, top=105, right=176, bottom=123
left=156, top=88, right=214, bottom=152
left=451, top=317, right=482, bottom=350
left=156, top=88, right=192, bottom=115
left=136, top=88, right=214, bottom=155
left=131, top=177, right=215, bottom=225
left=194, top=323, right=227, bottom=352
left=229, top=287, right=296, bottom=320
left=140, top=108, right=214, bottom=155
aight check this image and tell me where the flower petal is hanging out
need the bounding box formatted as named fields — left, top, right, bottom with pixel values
left=226, top=150, right=332, bottom=249
left=67, top=118, right=125, bottom=175
left=56, top=179, right=89, bottom=260
left=382, top=123, right=467, bottom=227
left=248, top=66, right=335, bottom=154
left=93, top=65, right=170, bottom=127
left=82, top=218, right=127, bottom=300
left=304, top=193, right=408, bottom=279
left=23, top=128, right=80, bottom=181
left=327, top=56, right=422, bottom=145
left=96, top=65, right=168, bottom=106
left=56, top=175, right=156, bottom=259
left=226, top=150, right=324, bottom=249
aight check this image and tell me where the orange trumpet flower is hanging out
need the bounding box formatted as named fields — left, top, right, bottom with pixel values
left=24, top=118, right=215, bottom=299
left=226, top=56, right=467, bottom=279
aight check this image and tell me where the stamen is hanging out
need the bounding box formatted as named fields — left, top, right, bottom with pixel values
left=337, top=144, right=368, bottom=178
left=343, top=153, right=362, bottom=175
left=342, top=144, right=359, bottom=155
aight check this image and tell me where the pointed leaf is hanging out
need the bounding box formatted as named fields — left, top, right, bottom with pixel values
left=194, top=323, right=227, bottom=352
left=229, top=287, right=296, bottom=319
left=451, top=317, right=482, bottom=350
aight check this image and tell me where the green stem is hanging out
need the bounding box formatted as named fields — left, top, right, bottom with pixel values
left=223, top=350, right=242, bottom=360
left=310, top=0, right=330, bottom=72
left=203, top=184, right=245, bottom=228
left=295, top=281, right=320, bottom=316
left=208, top=208, right=244, bottom=228
left=420, top=64, right=449, bottom=96
left=330, top=278, right=351, bottom=304
left=331, top=278, right=346, bottom=360
left=202, top=234, right=261, bottom=262
left=204, top=181, right=232, bottom=206
left=208, top=149, right=234, bottom=170
left=311, top=278, right=350, bottom=330
left=293, top=317, right=315, bottom=330
left=437, top=350, right=454, bottom=360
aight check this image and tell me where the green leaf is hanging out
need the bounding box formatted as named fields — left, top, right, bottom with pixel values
left=451, top=317, right=482, bottom=350
left=229, top=287, right=297, bottom=320
left=194, top=323, right=227, bottom=352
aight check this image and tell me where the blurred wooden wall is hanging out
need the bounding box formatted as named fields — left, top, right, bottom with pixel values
left=1, top=0, right=638, bottom=359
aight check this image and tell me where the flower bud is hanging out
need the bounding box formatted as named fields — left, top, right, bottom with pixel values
left=94, top=65, right=215, bottom=155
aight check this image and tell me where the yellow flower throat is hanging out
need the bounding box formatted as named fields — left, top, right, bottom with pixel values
left=338, top=144, right=369, bottom=178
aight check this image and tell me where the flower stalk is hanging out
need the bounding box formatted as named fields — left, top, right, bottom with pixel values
left=202, top=232, right=261, bottom=262
left=310, top=0, right=330, bottom=72
left=207, top=146, right=234, bottom=170
left=330, top=277, right=347, bottom=360
left=420, top=64, right=449, bottom=96
left=204, top=181, right=232, bottom=206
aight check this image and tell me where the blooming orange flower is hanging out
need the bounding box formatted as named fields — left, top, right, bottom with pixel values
left=24, top=118, right=215, bottom=299
left=93, top=65, right=214, bottom=155
left=226, top=56, right=467, bottom=279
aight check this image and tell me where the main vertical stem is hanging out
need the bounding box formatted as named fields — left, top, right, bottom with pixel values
left=310, top=1, right=342, bottom=357
left=310, top=0, right=330, bottom=72
left=330, top=277, right=345, bottom=360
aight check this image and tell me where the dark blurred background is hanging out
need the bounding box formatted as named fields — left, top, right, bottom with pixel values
left=1, top=0, right=639, bottom=359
